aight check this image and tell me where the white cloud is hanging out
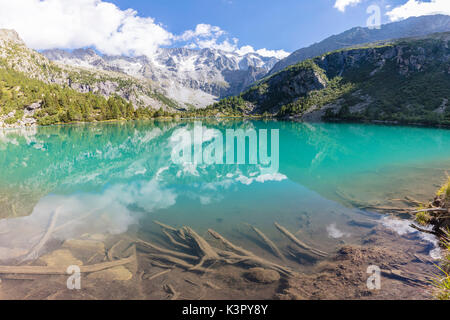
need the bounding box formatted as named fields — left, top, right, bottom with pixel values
left=0, top=0, right=289, bottom=59
left=177, top=23, right=289, bottom=58
left=334, top=0, right=363, bottom=12
left=0, top=0, right=173, bottom=57
left=178, top=24, right=289, bottom=58
left=178, top=23, right=225, bottom=41
left=235, top=45, right=255, bottom=56
left=236, top=45, right=290, bottom=59
left=386, top=0, right=450, bottom=21
left=191, top=36, right=240, bottom=52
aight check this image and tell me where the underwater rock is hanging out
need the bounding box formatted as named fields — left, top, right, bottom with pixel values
left=38, top=249, right=83, bottom=267
left=62, top=239, right=106, bottom=261
left=244, top=268, right=280, bottom=284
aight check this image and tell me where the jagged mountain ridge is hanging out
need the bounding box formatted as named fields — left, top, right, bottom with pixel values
left=42, top=47, right=280, bottom=108
left=269, top=14, right=450, bottom=76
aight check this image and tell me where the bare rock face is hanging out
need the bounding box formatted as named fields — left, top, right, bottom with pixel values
left=279, top=70, right=327, bottom=97
left=26, top=101, right=42, bottom=111
left=242, top=64, right=328, bottom=113
left=244, top=268, right=280, bottom=284
left=0, top=29, right=24, bottom=45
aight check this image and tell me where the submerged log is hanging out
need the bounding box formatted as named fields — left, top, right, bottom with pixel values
left=163, top=284, right=180, bottom=300
left=335, top=190, right=380, bottom=208
left=145, top=253, right=195, bottom=270
left=136, top=239, right=197, bottom=261
left=153, top=221, right=190, bottom=247
left=411, top=208, right=448, bottom=214
left=140, top=222, right=299, bottom=278
left=145, top=253, right=213, bottom=274
left=208, top=229, right=252, bottom=257
left=286, top=245, right=319, bottom=264
left=182, top=227, right=220, bottom=270
left=0, top=255, right=135, bottom=275
left=162, top=230, right=190, bottom=250
left=149, top=261, right=174, bottom=269
left=153, top=220, right=178, bottom=232
left=249, top=225, right=286, bottom=262
left=404, top=196, right=423, bottom=206
left=274, top=222, right=328, bottom=258
left=360, top=205, right=410, bottom=212
left=208, top=229, right=297, bottom=277
left=20, top=207, right=61, bottom=262
left=107, top=240, right=124, bottom=261
left=381, top=269, right=430, bottom=286
left=205, top=281, right=221, bottom=290
left=144, top=269, right=171, bottom=281
left=410, top=224, right=439, bottom=236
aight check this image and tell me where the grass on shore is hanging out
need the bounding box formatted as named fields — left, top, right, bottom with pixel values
left=437, top=176, right=450, bottom=200
left=427, top=177, right=450, bottom=300
left=432, top=236, right=450, bottom=300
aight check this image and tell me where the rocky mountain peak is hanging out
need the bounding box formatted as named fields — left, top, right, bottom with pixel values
left=0, top=29, right=25, bottom=45
left=72, top=48, right=99, bottom=58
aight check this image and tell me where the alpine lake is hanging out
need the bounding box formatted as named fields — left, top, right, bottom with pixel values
left=0, top=119, right=449, bottom=300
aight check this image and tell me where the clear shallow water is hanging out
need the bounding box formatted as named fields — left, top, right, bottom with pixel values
left=0, top=120, right=450, bottom=263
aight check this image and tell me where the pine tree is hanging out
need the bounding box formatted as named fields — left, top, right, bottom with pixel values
left=126, top=102, right=134, bottom=119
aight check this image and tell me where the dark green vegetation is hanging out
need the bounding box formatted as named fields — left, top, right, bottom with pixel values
left=0, top=66, right=175, bottom=126
left=210, top=32, right=450, bottom=126
left=150, top=92, right=180, bottom=110
left=187, top=96, right=252, bottom=117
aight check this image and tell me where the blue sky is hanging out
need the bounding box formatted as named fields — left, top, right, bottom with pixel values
left=109, top=0, right=424, bottom=52
left=0, top=0, right=448, bottom=58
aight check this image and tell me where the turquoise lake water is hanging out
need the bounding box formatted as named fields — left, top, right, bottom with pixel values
left=0, top=120, right=450, bottom=263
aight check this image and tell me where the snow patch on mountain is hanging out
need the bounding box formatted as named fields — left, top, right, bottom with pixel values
left=42, top=47, right=281, bottom=108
